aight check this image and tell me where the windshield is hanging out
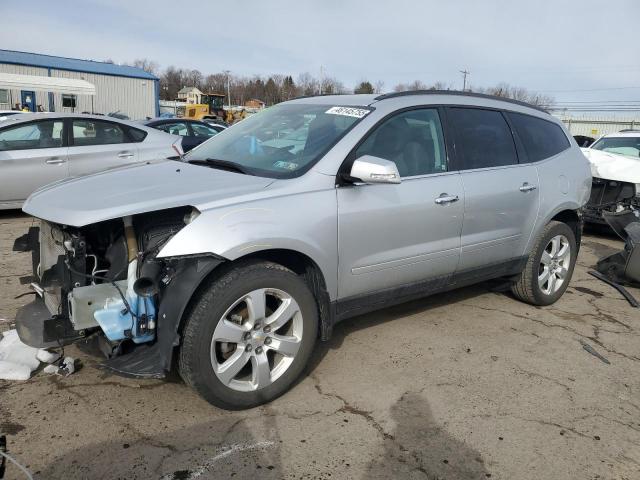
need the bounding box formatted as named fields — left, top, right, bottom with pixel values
left=591, top=136, right=640, bottom=158
left=184, top=103, right=372, bottom=178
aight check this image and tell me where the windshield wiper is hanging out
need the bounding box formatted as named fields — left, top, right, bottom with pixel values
left=188, top=158, right=250, bottom=175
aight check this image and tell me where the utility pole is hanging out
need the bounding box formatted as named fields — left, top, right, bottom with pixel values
left=319, top=65, right=324, bottom=95
left=223, top=70, right=231, bottom=107
left=459, top=69, right=470, bottom=91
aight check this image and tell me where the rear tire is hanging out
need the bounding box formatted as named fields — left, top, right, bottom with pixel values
left=512, top=221, right=577, bottom=306
left=179, top=260, right=318, bottom=409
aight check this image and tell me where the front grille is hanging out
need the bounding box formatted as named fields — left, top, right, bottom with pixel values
left=39, top=221, right=66, bottom=315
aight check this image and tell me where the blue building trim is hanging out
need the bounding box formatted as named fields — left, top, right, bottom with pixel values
left=0, top=49, right=158, bottom=80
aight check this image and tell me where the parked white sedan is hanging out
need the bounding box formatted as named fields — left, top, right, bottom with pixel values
left=0, top=113, right=183, bottom=209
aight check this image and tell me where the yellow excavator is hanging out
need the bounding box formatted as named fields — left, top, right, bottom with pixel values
left=183, top=93, right=246, bottom=124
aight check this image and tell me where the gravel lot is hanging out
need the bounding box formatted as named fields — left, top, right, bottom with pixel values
left=1, top=210, right=639, bottom=480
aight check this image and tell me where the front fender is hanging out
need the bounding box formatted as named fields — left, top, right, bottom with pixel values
left=157, top=190, right=338, bottom=299
left=101, top=255, right=223, bottom=377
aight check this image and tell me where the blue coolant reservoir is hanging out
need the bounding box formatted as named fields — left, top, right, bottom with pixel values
left=94, top=291, right=156, bottom=344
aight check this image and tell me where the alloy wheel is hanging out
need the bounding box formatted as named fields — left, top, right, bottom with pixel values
left=210, top=288, right=303, bottom=392
left=538, top=234, right=571, bottom=295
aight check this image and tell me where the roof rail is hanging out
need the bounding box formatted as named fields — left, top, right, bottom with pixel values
left=373, top=90, right=549, bottom=113
left=619, top=129, right=640, bottom=133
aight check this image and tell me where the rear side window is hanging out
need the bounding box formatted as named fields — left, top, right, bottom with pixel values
left=72, top=120, right=127, bottom=146
left=155, top=122, right=189, bottom=136
left=508, top=112, right=570, bottom=162
left=449, top=108, right=518, bottom=170
left=0, top=120, right=64, bottom=151
left=191, top=123, right=219, bottom=138
left=127, top=127, right=147, bottom=143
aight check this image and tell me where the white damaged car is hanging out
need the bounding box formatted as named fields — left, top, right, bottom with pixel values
left=582, top=130, right=640, bottom=224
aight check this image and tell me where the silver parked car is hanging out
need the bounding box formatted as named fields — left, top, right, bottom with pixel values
left=14, top=92, right=591, bottom=409
left=0, top=113, right=183, bottom=209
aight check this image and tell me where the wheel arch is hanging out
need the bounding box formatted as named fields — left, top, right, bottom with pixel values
left=526, top=204, right=583, bottom=255
left=176, top=248, right=335, bottom=345
left=550, top=209, right=582, bottom=250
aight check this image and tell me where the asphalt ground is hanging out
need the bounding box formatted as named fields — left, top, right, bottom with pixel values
left=1, top=210, right=639, bottom=480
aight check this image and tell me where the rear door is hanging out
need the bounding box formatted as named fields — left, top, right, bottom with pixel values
left=447, top=107, right=540, bottom=273
left=67, top=118, right=140, bottom=177
left=337, top=107, right=463, bottom=304
left=0, top=119, right=68, bottom=205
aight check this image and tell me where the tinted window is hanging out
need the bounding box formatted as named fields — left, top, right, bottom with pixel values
left=508, top=112, right=570, bottom=162
left=449, top=108, right=518, bottom=169
left=155, top=122, right=188, bottom=136
left=0, top=120, right=64, bottom=151
left=72, top=120, right=126, bottom=146
left=127, top=127, right=147, bottom=143
left=191, top=123, right=218, bottom=138
left=356, top=108, right=447, bottom=177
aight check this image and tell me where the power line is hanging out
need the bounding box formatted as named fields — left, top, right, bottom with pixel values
left=551, top=100, right=640, bottom=104
left=539, top=86, right=640, bottom=93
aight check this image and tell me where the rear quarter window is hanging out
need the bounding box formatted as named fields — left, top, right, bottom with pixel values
left=507, top=112, right=570, bottom=162
left=127, top=127, right=147, bottom=142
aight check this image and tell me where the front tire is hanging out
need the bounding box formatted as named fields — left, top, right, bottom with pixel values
left=179, top=260, right=318, bottom=409
left=512, top=221, right=577, bottom=306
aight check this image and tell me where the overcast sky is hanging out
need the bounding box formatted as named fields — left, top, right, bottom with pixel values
left=2, top=0, right=639, bottom=105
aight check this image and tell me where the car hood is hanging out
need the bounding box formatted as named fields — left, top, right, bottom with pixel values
left=581, top=148, right=640, bottom=184
left=23, top=160, right=275, bottom=226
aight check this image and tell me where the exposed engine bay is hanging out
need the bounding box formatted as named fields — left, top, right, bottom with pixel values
left=13, top=206, right=222, bottom=378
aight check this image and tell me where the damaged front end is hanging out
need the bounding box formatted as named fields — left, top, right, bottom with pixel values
left=596, top=209, right=640, bottom=286
left=13, top=207, right=222, bottom=378
left=583, top=177, right=640, bottom=224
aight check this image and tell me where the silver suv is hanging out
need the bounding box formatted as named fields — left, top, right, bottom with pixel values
left=15, top=92, right=591, bottom=409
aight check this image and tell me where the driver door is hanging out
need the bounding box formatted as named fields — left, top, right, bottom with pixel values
left=336, top=108, right=463, bottom=308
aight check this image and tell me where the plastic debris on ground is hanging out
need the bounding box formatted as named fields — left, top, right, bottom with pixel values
left=0, top=329, right=62, bottom=380
left=43, top=356, right=76, bottom=376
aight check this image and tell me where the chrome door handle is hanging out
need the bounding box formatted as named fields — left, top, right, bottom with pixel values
left=117, top=152, right=134, bottom=159
left=519, top=183, right=537, bottom=192
left=45, top=157, right=66, bottom=165
left=434, top=194, right=459, bottom=205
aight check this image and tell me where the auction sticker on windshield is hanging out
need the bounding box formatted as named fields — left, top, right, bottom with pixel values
left=325, top=106, right=370, bottom=118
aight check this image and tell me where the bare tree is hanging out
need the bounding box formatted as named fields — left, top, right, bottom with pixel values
left=128, top=58, right=159, bottom=75
left=393, top=80, right=429, bottom=92
left=150, top=57, right=554, bottom=110
left=321, top=76, right=346, bottom=95
left=297, top=72, right=319, bottom=96
left=479, top=83, right=554, bottom=108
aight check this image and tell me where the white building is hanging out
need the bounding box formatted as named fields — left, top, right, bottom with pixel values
left=552, top=112, right=639, bottom=137
left=177, top=87, right=203, bottom=104
left=0, top=49, right=159, bottom=119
